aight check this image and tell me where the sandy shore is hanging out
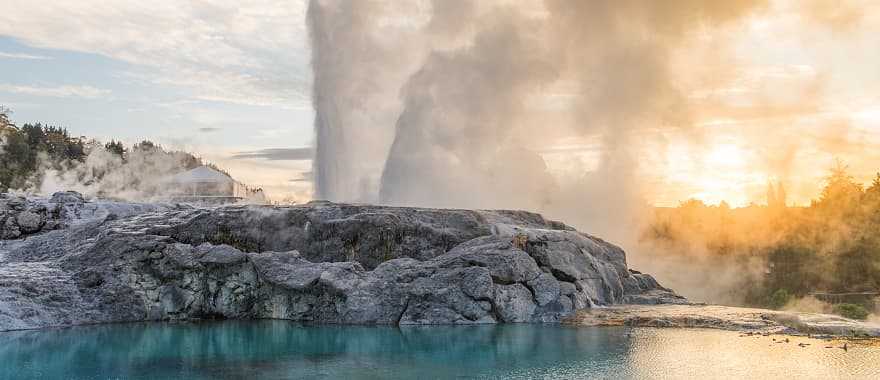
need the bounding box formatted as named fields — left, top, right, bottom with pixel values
left=564, top=304, right=880, bottom=338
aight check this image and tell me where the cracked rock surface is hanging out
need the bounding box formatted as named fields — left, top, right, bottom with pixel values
left=0, top=192, right=684, bottom=331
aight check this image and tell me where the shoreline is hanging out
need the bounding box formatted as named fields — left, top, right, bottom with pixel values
left=563, top=304, right=880, bottom=339
left=3, top=305, right=879, bottom=342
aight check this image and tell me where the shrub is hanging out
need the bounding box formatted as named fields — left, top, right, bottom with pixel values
left=767, top=289, right=792, bottom=310
left=833, top=303, right=869, bottom=320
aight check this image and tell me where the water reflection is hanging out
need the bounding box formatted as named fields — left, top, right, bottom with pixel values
left=1, top=321, right=878, bottom=379
left=625, top=328, right=880, bottom=379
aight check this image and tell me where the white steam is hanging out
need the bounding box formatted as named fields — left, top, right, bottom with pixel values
left=308, top=0, right=766, bottom=242
left=30, top=144, right=201, bottom=202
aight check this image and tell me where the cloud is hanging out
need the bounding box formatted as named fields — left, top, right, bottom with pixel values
left=0, top=84, right=110, bottom=99
left=229, top=147, right=314, bottom=161
left=0, top=51, right=52, bottom=60
left=0, top=0, right=310, bottom=108
left=198, top=127, right=221, bottom=133
left=802, top=0, right=864, bottom=30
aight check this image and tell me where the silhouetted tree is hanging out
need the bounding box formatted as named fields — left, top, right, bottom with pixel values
left=816, top=161, right=863, bottom=214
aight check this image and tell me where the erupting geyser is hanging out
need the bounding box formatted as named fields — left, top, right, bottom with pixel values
left=307, top=0, right=766, bottom=241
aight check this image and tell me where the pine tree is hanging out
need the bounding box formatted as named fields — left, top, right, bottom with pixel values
left=817, top=160, right=863, bottom=211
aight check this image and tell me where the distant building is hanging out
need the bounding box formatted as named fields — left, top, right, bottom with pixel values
left=167, top=166, right=260, bottom=204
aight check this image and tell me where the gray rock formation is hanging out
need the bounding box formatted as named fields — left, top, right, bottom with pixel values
left=0, top=192, right=684, bottom=331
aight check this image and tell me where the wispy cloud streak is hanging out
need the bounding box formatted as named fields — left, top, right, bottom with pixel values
left=0, top=84, right=110, bottom=99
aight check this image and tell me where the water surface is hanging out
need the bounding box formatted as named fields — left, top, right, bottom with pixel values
left=1, top=321, right=878, bottom=379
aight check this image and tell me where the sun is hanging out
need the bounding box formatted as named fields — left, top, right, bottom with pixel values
left=659, top=141, right=760, bottom=207
left=706, top=143, right=747, bottom=168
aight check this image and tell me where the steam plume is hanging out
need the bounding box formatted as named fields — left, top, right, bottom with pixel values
left=307, top=0, right=426, bottom=202
left=309, top=0, right=766, bottom=240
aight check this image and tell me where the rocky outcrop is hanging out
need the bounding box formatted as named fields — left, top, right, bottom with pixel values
left=1, top=193, right=60, bottom=239
left=1, top=191, right=167, bottom=240
left=0, top=192, right=684, bottom=331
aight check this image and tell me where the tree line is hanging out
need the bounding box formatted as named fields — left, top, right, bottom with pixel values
left=1, top=106, right=85, bottom=191
left=643, top=163, right=880, bottom=318
left=0, top=105, right=227, bottom=194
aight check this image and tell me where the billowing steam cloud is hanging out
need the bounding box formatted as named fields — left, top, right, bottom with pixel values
left=307, top=0, right=427, bottom=202
left=309, top=0, right=766, bottom=241
left=37, top=146, right=198, bottom=201
left=380, top=6, right=557, bottom=211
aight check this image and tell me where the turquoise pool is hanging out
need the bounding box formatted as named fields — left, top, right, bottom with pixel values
left=1, top=321, right=878, bottom=379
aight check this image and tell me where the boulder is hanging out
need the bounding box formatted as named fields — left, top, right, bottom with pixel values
left=50, top=191, right=85, bottom=204
left=16, top=211, right=45, bottom=234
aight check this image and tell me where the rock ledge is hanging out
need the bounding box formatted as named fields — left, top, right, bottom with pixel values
left=1, top=192, right=684, bottom=331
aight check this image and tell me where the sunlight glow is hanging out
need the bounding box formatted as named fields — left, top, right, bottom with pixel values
left=706, top=143, right=747, bottom=168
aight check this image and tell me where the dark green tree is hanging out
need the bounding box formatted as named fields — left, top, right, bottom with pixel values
left=833, top=236, right=880, bottom=292
left=132, top=140, right=159, bottom=153
left=0, top=129, right=34, bottom=191
left=105, top=140, right=126, bottom=158
left=764, top=244, right=822, bottom=297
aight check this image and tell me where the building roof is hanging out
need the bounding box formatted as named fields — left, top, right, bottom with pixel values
left=169, top=166, right=234, bottom=184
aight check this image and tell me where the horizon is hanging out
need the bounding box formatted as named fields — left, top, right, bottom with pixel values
left=1, top=0, right=879, bottom=209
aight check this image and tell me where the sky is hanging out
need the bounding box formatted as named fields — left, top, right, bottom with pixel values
left=1, top=0, right=879, bottom=206
left=0, top=1, right=315, bottom=201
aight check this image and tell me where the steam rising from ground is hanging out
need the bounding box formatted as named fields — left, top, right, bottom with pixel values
left=37, top=147, right=198, bottom=201
left=308, top=0, right=880, bottom=305
left=309, top=0, right=766, bottom=239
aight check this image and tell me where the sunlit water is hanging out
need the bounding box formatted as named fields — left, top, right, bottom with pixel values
left=1, top=321, right=879, bottom=379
